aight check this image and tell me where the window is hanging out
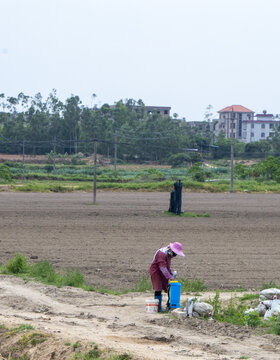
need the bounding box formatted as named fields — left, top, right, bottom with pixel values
left=261, top=132, right=265, bottom=138
left=270, top=123, right=274, bottom=129
left=251, top=124, right=254, bottom=129
left=261, top=124, right=265, bottom=129
left=238, top=113, right=242, bottom=138
left=251, top=132, right=254, bottom=137
left=164, top=110, right=168, bottom=115
left=269, top=132, right=274, bottom=137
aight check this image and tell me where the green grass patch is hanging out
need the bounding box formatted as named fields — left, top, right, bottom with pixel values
left=132, top=276, right=152, bottom=292
left=8, top=177, right=280, bottom=193
left=180, top=278, right=207, bottom=293
left=84, top=276, right=152, bottom=295
left=265, top=315, right=280, bottom=335
left=239, top=293, right=259, bottom=302
left=163, top=211, right=210, bottom=217
left=1, top=253, right=151, bottom=296
left=29, top=333, right=47, bottom=345
left=6, top=324, right=35, bottom=336
left=73, top=341, right=82, bottom=350
left=261, top=280, right=280, bottom=290
left=3, top=163, right=280, bottom=193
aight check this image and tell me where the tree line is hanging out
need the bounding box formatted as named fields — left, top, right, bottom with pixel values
left=1, top=90, right=280, bottom=163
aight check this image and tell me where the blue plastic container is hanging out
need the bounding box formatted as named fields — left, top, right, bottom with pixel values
left=169, top=281, right=181, bottom=308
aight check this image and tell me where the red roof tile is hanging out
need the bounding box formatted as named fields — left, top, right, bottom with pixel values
left=218, top=105, right=254, bottom=113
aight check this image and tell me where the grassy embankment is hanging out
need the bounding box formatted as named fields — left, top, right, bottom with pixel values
left=2, top=162, right=280, bottom=193
left=0, top=323, right=132, bottom=360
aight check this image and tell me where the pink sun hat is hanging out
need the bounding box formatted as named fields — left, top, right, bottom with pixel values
left=169, top=242, right=185, bottom=257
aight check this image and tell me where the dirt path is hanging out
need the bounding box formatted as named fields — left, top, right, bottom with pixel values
left=1, top=276, right=280, bottom=360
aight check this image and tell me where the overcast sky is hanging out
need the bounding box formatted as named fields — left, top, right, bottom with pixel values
left=1, top=0, right=279, bottom=120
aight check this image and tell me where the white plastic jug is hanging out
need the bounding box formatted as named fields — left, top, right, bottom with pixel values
left=145, top=299, right=159, bottom=313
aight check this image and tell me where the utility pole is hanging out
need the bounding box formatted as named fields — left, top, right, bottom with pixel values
left=22, top=140, right=25, bottom=180
left=230, top=110, right=234, bottom=193
left=93, top=139, right=97, bottom=205
left=53, top=136, right=56, bottom=174
left=114, top=130, right=117, bottom=177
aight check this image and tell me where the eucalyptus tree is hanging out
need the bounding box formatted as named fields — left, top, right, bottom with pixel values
left=25, top=93, right=49, bottom=154
left=46, top=89, right=65, bottom=158
left=63, top=95, right=82, bottom=153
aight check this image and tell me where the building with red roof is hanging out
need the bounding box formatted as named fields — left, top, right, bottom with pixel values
left=215, top=105, right=279, bottom=143
left=216, top=105, right=254, bottom=141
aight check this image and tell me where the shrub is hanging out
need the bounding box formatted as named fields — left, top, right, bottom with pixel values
left=234, top=163, right=249, bottom=179
left=6, top=252, right=28, bottom=274
left=0, top=164, right=12, bottom=182
left=168, top=153, right=191, bottom=167
left=187, top=164, right=205, bottom=182
left=44, top=165, right=53, bottom=173
left=168, top=153, right=202, bottom=168
left=192, top=171, right=205, bottom=182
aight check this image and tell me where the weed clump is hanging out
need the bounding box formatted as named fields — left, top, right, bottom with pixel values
left=62, top=269, right=85, bottom=287
left=266, top=314, right=280, bottom=335
left=245, top=311, right=262, bottom=328
left=6, top=252, right=28, bottom=274
left=29, top=261, right=56, bottom=283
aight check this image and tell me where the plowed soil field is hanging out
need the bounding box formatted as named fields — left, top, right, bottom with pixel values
left=1, top=192, right=280, bottom=290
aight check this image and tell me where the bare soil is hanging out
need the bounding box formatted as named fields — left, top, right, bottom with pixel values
left=1, top=191, right=280, bottom=359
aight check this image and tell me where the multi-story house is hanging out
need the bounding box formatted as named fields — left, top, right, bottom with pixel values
left=215, top=106, right=279, bottom=143
left=244, top=110, right=278, bottom=143
left=143, top=106, right=171, bottom=117
left=215, top=105, right=254, bottom=141
left=110, top=105, right=171, bottom=118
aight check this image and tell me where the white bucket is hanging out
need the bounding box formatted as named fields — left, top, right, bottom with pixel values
left=145, top=299, right=159, bottom=313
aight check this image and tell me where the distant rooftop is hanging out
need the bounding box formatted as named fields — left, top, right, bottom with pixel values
left=256, top=110, right=273, bottom=117
left=218, top=105, right=254, bottom=113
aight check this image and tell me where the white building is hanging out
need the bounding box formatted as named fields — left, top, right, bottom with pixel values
left=215, top=106, right=279, bottom=143
left=216, top=105, right=254, bottom=141
left=244, top=110, right=278, bottom=143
